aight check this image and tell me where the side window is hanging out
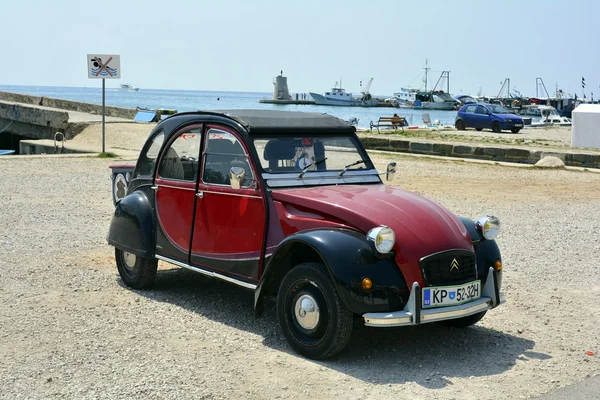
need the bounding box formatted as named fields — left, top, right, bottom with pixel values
left=203, top=129, right=254, bottom=188
left=464, top=105, right=476, bottom=113
left=476, top=106, right=489, bottom=115
left=136, top=131, right=165, bottom=177
left=158, top=128, right=202, bottom=181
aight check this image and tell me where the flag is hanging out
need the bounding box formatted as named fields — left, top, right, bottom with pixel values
left=582, top=77, right=586, bottom=88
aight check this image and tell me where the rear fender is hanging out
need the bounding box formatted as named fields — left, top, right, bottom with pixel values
left=254, top=229, right=409, bottom=316
left=107, top=191, right=155, bottom=258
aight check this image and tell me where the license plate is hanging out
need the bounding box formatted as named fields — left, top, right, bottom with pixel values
left=422, top=281, right=481, bottom=308
left=514, top=124, right=523, bottom=127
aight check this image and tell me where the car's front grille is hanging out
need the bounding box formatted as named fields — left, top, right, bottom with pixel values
left=419, top=250, right=477, bottom=287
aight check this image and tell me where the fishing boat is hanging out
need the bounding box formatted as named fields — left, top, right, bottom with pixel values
left=0, top=150, right=15, bottom=155
left=309, top=78, right=379, bottom=107
left=119, top=83, right=139, bottom=92
left=392, top=87, right=419, bottom=107
left=413, top=90, right=457, bottom=110
left=393, top=61, right=458, bottom=110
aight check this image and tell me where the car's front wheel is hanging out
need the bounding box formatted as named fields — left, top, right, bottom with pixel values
left=277, top=262, right=353, bottom=360
left=492, top=122, right=502, bottom=133
left=455, top=120, right=466, bottom=130
left=439, top=310, right=487, bottom=328
left=511, top=127, right=521, bottom=133
left=115, top=248, right=158, bottom=289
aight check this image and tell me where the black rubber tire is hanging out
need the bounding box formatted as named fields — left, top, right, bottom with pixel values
left=455, top=120, right=466, bottom=130
left=511, top=128, right=521, bottom=133
left=115, top=248, right=158, bottom=289
left=277, top=262, right=353, bottom=360
left=492, top=122, right=501, bottom=133
left=439, top=310, right=487, bottom=328
left=475, top=128, right=483, bottom=131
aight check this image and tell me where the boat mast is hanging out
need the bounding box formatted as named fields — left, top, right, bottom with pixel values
left=423, top=59, right=430, bottom=92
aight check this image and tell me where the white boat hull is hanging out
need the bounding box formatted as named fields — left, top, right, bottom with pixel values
left=310, top=93, right=379, bottom=107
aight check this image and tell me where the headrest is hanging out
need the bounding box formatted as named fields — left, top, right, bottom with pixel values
left=263, top=139, right=299, bottom=161
left=208, top=139, right=236, bottom=154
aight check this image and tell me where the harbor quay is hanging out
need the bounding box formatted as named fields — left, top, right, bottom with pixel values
left=1, top=90, right=599, bottom=170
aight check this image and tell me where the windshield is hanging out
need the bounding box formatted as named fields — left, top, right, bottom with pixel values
left=489, top=105, right=510, bottom=114
left=253, top=136, right=373, bottom=174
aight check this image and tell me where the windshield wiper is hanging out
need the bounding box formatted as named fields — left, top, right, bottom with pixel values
left=339, top=159, right=367, bottom=177
left=298, top=157, right=327, bottom=178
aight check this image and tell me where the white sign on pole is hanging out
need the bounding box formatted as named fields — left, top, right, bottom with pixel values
left=87, top=54, right=121, bottom=79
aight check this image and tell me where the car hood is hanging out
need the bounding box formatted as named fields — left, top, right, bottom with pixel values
left=496, top=113, right=522, bottom=120
left=271, top=184, right=474, bottom=286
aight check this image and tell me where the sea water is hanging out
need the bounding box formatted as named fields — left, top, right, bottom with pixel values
left=0, top=85, right=458, bottom=129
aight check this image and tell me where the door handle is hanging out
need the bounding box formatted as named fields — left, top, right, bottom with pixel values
left=151, top=186, right=158, bottom=191
left=196, top=191, right=204, bottom=198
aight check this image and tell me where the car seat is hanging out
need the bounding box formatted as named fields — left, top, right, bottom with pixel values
left=159, top=147, right=185, bottom=180
left=263, top=139, right=301, bottom=172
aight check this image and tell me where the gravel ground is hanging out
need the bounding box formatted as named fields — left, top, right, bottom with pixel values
left=0, top=153, right=599, bottom=400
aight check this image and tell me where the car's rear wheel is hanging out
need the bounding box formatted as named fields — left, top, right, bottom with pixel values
left=455, top=120, right=466, bottom=130
left=492, top=122, right=501, bottom=133
left=475, top=128, right=483, bottom=131
left=439, top=310, right=487, bottom=328
left=115, top=248, right=158, bottom=289
left=511, top=127, right=521, bottom=133
left=277, top=262, right=353, bottom=360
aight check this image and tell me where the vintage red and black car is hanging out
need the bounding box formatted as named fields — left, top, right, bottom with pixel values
left=107, top=110, right=505, bottom=360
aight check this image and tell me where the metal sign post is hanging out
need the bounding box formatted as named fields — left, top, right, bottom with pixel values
left=87, top=54, right=121, bottom=153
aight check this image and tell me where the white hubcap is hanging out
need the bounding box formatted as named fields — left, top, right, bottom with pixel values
left=123, top=251, right=137, bottom=269
left=294, top=294, right=320, bottom=330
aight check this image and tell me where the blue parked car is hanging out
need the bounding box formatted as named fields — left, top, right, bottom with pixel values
left=455, top=103, right=524, bottom=133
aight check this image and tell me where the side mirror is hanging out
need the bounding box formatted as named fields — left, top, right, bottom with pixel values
left=386, top=162, right=397, bottom=181
left=230, top=167, right=246, bottom=189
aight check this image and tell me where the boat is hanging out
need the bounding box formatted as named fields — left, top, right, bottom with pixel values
left=454, top=94, right=478, bottom=105
left=413, top=90, right=457, bottom=110
left=525, top=105, right=572, bottom=126
left=119, top=83, right=139, bottom=92
left=393, top=87, right=419, bottom=106
left=309, top=78, right=379, bottom=107
left=0, top=150, right=15, bottom=155
left=393, top=62, right=458, bottom=110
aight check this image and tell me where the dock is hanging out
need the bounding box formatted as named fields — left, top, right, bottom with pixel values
left=259, top=99, right=315, bottom=105
left=259, top=98, right=395, bottom=107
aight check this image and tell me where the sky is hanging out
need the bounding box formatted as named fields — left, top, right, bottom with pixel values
left=2, top=0, right=599, bottom=98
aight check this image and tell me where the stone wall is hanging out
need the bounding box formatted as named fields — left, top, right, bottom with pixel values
left=360, top=136, right=600, bottom=169
left=0, top=90, right=136, bottom=119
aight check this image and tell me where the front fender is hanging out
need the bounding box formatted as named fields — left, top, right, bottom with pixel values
left=459, top=216, right=502, bottom=288
left=255, top=229, right=409, bottom=315
left=107, top=191, right=155, bottom=257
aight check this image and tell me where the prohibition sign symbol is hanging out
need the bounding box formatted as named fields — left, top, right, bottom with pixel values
left=93, top=57, right=114, bottom=77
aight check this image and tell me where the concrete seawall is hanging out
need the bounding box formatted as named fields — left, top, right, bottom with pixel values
left=360, top=136, right=600, bottom=169
left=0, top=91, right=136, bottom=150
left=0, top=91, right=137, bottom=119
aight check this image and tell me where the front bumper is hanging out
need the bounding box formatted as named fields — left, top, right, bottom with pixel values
left=363, top=267, right=505, bottom=327
left=501, top=120, right=524, bottom=129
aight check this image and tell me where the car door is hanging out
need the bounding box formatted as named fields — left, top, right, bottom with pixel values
left=477, top=106, right=492, bottom=128
left=461, top=104, right=477, bottom=128
left=190, top=126, right=266, bottom=282
left=154, top=126, right=203, bottom=262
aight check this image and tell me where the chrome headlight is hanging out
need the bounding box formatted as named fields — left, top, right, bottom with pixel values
left=367, top=226, right=395, bottom=253
left=476, top=215, right=501, bottom=240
